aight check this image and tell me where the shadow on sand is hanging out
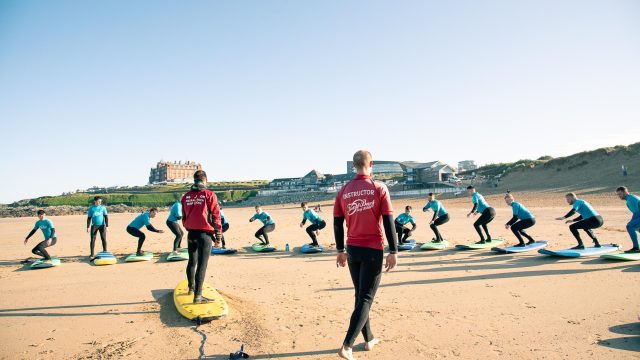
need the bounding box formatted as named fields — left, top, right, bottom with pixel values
left=598, top=322, right=640, bottom=352
left=0, top=301, right=157, bottom=318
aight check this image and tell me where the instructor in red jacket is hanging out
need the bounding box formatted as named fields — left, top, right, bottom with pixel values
left=181, top=170, right=222, bottom=304
left=334, top=150, right=398, bottom=360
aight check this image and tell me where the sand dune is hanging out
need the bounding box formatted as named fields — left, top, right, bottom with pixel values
left=0, top=193, right=638, bottom=359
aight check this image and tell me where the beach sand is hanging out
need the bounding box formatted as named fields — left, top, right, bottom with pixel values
left=0, top=192, right=638, bottom=359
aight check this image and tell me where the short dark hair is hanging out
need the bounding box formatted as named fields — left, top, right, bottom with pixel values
left=467, top=185, right=475, bottom=190
left=37, top=210, right=45, bottom=215
left=255, top=205, right=261, bottom=209
left=194, top=170, right=207, bottom=181
left=301, top=202, right=308, bottom=207
left=149, top=207, right=158, bottom=212
left=405, top=205, right=412, bottom=211
left=428, top=192, right=434, bottom=196
left=565, top=192, right=576, bottom=198
left=616, top=186, right=628, bottom=192
left=94, top=196, right=102, bottom=201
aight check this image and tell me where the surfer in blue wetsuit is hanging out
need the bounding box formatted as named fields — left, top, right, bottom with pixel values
left=395, top=206, right=416, bottom=244
left=24, top=210, right=57, bottom=263
left=219, top=209, right=230, bottom=248
left=166, top=196, right=184, bottom=255
left=555, top=193, right=603, bottom=250
left=423, top=193, right=449, bottom=243
left=250, top=205, right=275, bottom=245
left=300, top=202, right=326, bottom=247
left=127, top=208, right=164, bottom=256
left=504, top=193, right=536, bottom=247
left=616, top=186, right=640, bottom=253
left=467, top=186, right=496, bottom=244
left=87, top=196, right=108, bottom=260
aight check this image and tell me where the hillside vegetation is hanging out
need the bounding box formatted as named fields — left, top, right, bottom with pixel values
left=472, top=143, right=640, bottom=193
left=11, top=181, right=268, bottom=208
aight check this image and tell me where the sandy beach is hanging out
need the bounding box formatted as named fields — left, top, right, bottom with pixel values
left=0, top=192, right=638, bottom=359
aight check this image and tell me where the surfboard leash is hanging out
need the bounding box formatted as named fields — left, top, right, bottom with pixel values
left=192, top=317, right=207, bottom=360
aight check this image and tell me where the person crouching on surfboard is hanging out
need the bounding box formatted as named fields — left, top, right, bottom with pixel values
left=249, top=205, right=275, bottom=246
left=181, top=170, right=223, bottom=304
left=555, top=193, right=603, bottom=250
left=87, top=196, right=108, bottom=261
left=334, top=150, right=398, bottom=360
left=423, top=193, right=449, bottom=243
left=218, top=208, right=230, bottom=249
left=166, top=195, right=184, bottom=256
left=395, top=206, right=416, bottom=245
left=24, top=210, right=58, bottom=264
left=616, top=186, right=640, bottom=253
left=126, top=208, right=164, bottom=256
left=504, top=193, right=536, bottom=247
left=466, top=186, right=496, bottom=244
left=300, top=202, right=326, bottom=247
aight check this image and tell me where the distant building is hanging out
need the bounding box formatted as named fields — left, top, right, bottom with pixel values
left=346, top=160, right=457, bottom=185
left=149, top=161, right=202, bottom=184
left=268, top=169, right=350, bottom=192
left=458, top=160, right=477, bottom=172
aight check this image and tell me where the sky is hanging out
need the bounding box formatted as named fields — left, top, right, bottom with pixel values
left=0, top=0, right=639, bottom=204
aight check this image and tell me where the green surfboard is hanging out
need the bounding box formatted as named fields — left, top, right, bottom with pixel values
left=125, top=251, right=154, bottom=262
left=455, top=238, right=505, bottom=250
left=166, top=251, right=189, bottom=261
left=30, top=257, right=61, bottom=269
left=251, top=243, right=276, bottom=252
left=600, top=252, right=640, bottom=261
left=420, top=240, right=449, bottom=250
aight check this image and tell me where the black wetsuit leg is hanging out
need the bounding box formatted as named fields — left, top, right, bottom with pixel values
left=343, top=245, right=383, bottom=348
left=473, top=208, right=496, bottom=241
left=569, top=215, right=603, bottom=246
left=126, top=226, right=146, bottom=254
left=306, top=224, right=320, bottom=245
left=32, top=237, right=56, bottom=260
left=256, top=224, right=276, bottom=245
left=511, top=218, right=536, bottom=244
left=186, top=230, right=213, bottom=297
left=221, top=223, right=229, bottom=248
left=430, top=213, right=450, bottom=241
left=90, top=225, right=106, bottom=255
left=394, top=224, right=405, bottom=243
left=166, top=220, right=184, bottom=251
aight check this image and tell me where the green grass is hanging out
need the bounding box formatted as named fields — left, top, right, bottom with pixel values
left=29, top=189, right=260, bottom=207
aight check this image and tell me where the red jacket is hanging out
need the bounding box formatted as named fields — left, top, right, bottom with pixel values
left=181, top=189, right=221, bottom=234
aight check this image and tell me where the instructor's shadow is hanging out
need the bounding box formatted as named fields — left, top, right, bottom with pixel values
left=151, top=289, right=192, bottom=328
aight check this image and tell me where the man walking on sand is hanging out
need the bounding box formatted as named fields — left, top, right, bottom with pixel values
left=334, top=150, right=398, bottom=360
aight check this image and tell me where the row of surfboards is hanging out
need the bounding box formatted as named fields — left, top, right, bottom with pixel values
left=397, top=238, right=640, bottom=260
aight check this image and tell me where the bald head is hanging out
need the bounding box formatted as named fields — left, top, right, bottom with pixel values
left=353, top=150, right=372, bottom=169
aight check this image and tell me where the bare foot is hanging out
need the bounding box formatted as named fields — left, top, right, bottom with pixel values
left=364, top=338, right=380, bottom=351
left=338, top=345, right=355, bottom=360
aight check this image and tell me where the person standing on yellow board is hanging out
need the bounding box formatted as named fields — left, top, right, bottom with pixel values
left=181, top=170, right=222, bottom=303
left=334, top=150, right=398, bottom=360
left=87, top=196, right=109, bottom=260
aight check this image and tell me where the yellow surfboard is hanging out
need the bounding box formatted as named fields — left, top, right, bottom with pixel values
left=173, top=279, right=228, bottom=322
left=94, top=257, right=117, bottom=266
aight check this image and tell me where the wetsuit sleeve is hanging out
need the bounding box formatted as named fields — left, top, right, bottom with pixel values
left=383, top=214, right=398, bottom=254
left=208, top=192, right=222, bottom=233
left=26, top=228, right=37, bottom=239
left=146, top=224, right=161, bottom=232
left=104, top=215, right=109, bottom=227
left=49, top=228, right=56, bottom=240
left=563, top=209, right=576, bottom=218
left=301, top=217, right=307, bottom=225
left=431, top=210, right=438, bottom=222
left=86, top=216, right=91, bottom=228
left=334, top=216, right=345, bottom=252
left=410, top=218, right=417, bottom=230
left=470, top=203, right=478, bottom=213
left=506, top=215, right=518, bottom=226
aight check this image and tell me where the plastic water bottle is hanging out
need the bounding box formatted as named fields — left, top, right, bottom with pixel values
left=285, top=244, right=290, bottom=252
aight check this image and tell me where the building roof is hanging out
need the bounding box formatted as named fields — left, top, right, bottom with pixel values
left=303, top=169, right=325, bottom=179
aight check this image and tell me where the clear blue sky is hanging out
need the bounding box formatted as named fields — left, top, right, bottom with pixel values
left=1, top=1, right=639, bottom=204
